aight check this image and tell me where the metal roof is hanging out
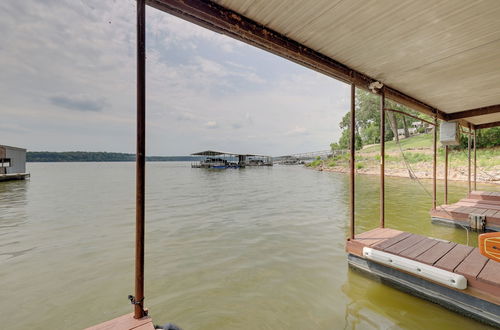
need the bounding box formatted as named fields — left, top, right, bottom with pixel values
left=191, top=150, right=271, bottom=157
left=148, top=0, right=500, bottom=128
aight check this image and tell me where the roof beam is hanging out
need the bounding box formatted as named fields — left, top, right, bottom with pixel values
left=446, top=104, right=500, bottom=121
left=475, top=121, right=500, bottom=130
left=146, top=0, right=448, bottom=120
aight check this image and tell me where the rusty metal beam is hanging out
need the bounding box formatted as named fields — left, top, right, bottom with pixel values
left=475, top=121, right=500, bottom=130
left=380, top=92, right=385, bottom=228
left=384, top=108, right=436, bottom=126
left=468, top=124, right=472, bottom=194
left=146, top=0, right=447, bottom=120
left=349, top=84, right=355, bottom=239
left=135, top=0, right=147, bottom=320
left=474, top=129, right=477, bottom=191
left=432, top=116, right=437, bottom=210
left=444, top=145, right=448, bottom=205
left=446, top=104, right=500, bottom=121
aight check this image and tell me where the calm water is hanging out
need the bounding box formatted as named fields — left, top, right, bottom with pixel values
left=1, top=162, right=498, bottom=329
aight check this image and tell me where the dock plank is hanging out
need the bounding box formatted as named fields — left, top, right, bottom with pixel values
left=85, top=313, right=154, bottom=330
left=372, top=232, right=412, bottom=250
left=384, top=234, right=426, bottom=255
left=477, top=260, right=500, bottom=287
left=433, top=244, right=474, bottom=272
left=355, top=228, right=402, bottom=246
left=415, top=241, right=456, bottom=265
left=399, top=237, right=440, bottom=259
left=455, top=248, right=489, bottom=279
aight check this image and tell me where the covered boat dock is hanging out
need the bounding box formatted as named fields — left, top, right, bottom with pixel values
left=191, top=150, right=272, bottom=168
left=91, top=0, right=500, bottom=328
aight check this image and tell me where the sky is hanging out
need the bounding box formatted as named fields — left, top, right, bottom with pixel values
left=0, top=0, right=351, bottom=156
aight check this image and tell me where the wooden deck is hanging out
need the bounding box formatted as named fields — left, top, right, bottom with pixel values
left=346, top=227, right=500, bottom=327
left=85, top=313, right=155, bottom=330
left=430, top=191, right=500, bottom=231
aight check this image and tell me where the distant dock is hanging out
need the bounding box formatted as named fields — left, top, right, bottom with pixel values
left=0, top=173, right=30, bottom=182
left=0, top=145, right=29, bottom=182
left=191, top=150, right=272, bottom=169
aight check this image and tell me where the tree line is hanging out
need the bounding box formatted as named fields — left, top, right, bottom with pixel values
left=27, top=151, right=198, bottom=162
left=331, top=89, right=500, bottom=150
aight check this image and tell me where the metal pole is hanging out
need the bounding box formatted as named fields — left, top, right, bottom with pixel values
left=444, top=145, right=448, bottom=205
left=468, top=124, right=471, bottom=194
left=135, top=0, right=146, bottom=319
left=349, top=84, right=355, bottom=239
left=473, top=128, right=477, bottom=191
left=380, top=91, right=385, bottom=228
left=432, top=116, right=437, bottom=210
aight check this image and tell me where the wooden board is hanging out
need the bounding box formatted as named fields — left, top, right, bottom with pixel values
left=85, top=313, right=155, bottom=330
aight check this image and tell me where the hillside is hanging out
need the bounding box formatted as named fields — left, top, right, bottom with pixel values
left=308, top=133, right=500, bottom=184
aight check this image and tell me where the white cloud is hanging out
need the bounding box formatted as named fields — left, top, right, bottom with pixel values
left=286, top=126, right=308, bottom=136
left=0, top=0, right=349, bottom=155
left=204, top=121, right=218, bottom=129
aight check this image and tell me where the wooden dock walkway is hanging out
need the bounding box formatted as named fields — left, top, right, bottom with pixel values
left=85, top=313, right=155, bottom=330
left=347, top=228, right=500, bottom=327
left=431, top=191, right=500, bottom=231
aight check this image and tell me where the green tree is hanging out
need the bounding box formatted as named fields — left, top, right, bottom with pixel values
left=333, top=88, right=429, bottom=149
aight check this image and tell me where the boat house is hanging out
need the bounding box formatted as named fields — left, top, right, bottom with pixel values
left=90, top=1, right=500, bottom=328
left=191, top=150, right=272, bottom=168
left=0, top=145, right=29, bottom=181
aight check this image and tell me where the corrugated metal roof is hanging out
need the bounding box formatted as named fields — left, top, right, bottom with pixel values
left=210, top=0, right=500, bottom=125
left=191, top=150, right=271, bottom=157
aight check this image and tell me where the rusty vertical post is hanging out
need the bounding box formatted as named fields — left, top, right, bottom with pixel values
left=473, top=128, right=477, bottom=191
left=432, top=116, right=437, bottom=210
left=135, top=0, right=146, bottom=320
left=444, top=145, right=448, bottom=205
left=468, top=124, right=472, bottom=194
left=349, top=84, right=355, bottom=240
left=380, top=91, right=385, bottom=228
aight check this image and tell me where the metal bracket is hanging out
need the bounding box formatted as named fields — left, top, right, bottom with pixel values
left=128, top=295, right=144, bottom=305
left=468, top=214, right=486, bottom=231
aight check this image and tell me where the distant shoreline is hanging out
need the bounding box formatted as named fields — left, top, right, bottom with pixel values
left=27, top=151, right=198, bottom=162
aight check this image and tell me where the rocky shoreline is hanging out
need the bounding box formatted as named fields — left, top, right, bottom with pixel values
left=312, top=163, right=500, bottom=185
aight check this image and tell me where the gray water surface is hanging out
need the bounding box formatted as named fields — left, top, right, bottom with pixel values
left=0, top=162, right=497, bottom=329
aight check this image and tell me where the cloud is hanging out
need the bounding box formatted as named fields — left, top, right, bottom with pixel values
left=286, top=126, right=309, bottom=136
left=175, top=112, right=198, bottom=122
left=0, top=0, right=349, bottom=155
left=204, top=121, right=218, bottom=129
left=49, top=95, right=106, bottom=112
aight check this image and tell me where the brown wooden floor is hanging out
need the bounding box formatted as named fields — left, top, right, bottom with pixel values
left=85, top=313, right=155, bottom=330
left=347, top=227, right=500, bottom=305
left=430, top=191, right=500, bottom=231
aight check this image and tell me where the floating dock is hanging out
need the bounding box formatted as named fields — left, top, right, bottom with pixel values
left=0, top=173, right=30, bottom=182
left=347, top=228, right=500, bottom=327
left=431, top=191, right=500, bottom=232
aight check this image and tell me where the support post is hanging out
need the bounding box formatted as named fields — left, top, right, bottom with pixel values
left=380, top=91, right=385, bottom=228
left=349, top=84, right=355, bottom=240
left=432, top=116, right=437, bottom=210
left=473, top=128, right=477, bottom=191
left=135, top=0, right=146, bottom=320
left=468, top=124, right=472, bottom=194
left=444, top=145, right=448, bottom=205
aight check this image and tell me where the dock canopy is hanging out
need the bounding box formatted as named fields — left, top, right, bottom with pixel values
left=191, top=150, right=271, bottom=158
left=147, top=0, right=500, bottom=129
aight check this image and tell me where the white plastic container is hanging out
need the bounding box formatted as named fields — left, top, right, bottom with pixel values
left=440, top=121, right=460, bottom=145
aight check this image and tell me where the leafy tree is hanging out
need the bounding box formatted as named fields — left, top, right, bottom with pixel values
left=332, top=88, right=430, bottom=150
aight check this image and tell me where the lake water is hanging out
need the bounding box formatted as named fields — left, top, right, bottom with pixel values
left=1, top=162, right=498, bottom=329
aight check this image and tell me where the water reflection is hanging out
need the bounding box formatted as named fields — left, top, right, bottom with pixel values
left=1, top=163, right=498, bottom=329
